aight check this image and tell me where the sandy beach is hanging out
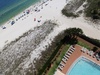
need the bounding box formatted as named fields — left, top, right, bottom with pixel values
left=0, top=0, right=100, bottom=49
left=0, top=0, right=100, bottom=74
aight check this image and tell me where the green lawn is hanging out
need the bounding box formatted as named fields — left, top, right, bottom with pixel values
left=78, top=41, right=91, bottom=50
left=47, top=44, right=70, bottom=75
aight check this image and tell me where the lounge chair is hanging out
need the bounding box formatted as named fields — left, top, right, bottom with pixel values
left=82, top=48, right=87, bottom=53
left=67, top=53, right=71, bottom=56
left=60, top=62, right=65, bottom=66
left=70, top=47, right=75, bottom=50
left=95, top=54, right=100, bottom=61
left=81, top=47, right=84, bottom=52
left=64, top=56, right=68, bottom=60
left=58, top=62, right=65, bottom=71
left=68, top=50, right=73, bottom=54
left=87, top=51, right=91, bottom=55
left=70, top=45, right=73, bottom=49
left=63, top=56, right=67, bottom=59
left=93, top=55, right=95, bottom=58
left=90, top=51, right=94, bottom=56
left=58, top=65, right=63, bottom=71
left=62, top=58, right=67, bottom=63
left=92, top=51, right=94, bottom=55
left=97, top=57, right=100, bottom=61
left=70, top=49, right=75, bottom=52
left=65, top=54, right=70, bottom=58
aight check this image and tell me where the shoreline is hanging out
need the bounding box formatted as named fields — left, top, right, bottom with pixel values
left=0, top=0, right=100, bottom=49
left=0, top=0, right=52, bottom=49
left=0, top=0, right=48, bottom=27
left=0, top=0, right=42, bottom=25
left=0, top=0, right=100, bottom=74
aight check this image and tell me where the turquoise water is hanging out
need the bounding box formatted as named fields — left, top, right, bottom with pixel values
left=68, top=57, right=100, bottom=75
left=0, top=0, right=41, bottom=25
left=0, top=0, right=26, bottom=16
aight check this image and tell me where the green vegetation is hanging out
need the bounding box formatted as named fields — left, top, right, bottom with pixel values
left=35, top=27, right=100, bottom=75
left=47, top=45, right=70, bottom=75
left=62, top=28, right=83, bottom=45
left=92, top=46, right=98, bottom=52
left=78, top=34, right=100, bottom=47
left=61, top=0, right=85, bottom=18
left=62, top=9, right=79, bottom=18
left=37, top=42, right=63, bottom=75
left=64, top=28, right=100, bottom=47
left=39, top=28, right=83, bottom=75
left=85, top=0, right=100, bottom=19
left=62, top=0, right=100, bottom=19
left=78, top=41, right=91, bottom=50
left=34, top=33, right=65, bottom=75
left=64, top=28, right=83, bottom=37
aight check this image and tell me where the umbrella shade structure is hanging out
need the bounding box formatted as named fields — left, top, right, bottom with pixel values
left=34, top=18, right=36, bottom=21
left=11, top=21, right=15, bottom=25
left=38, top=20, right=41, bottom=22
left=1, top=26, right=6, bottom=29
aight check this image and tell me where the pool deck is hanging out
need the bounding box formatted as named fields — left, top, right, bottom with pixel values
left=54, top=45, right=100, bottom=75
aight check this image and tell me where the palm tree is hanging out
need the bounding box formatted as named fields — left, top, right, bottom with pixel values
left=65, top=28, right=83, bottom=38
left=92, top=46, right=98, bottom=52
left=62, top=28, right=83, bottom=44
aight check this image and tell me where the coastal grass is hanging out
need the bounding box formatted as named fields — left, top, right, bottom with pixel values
left=47, top=44, right=70, bottom=75
left=62, top=9, right=79, bottom=18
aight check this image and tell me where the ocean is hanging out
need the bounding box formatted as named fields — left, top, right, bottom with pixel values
left=0, top=0, right=41, bottom=25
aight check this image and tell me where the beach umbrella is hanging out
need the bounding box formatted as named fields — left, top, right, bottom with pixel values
left=34, top=18, right=36, bottom=21
left=11, top=21, right=15, bottom=25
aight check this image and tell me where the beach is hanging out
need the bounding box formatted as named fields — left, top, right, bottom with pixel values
left=0, top=0, right=41, bottom=24
left=0, top=0, right=100, bottom=74
left=0, top=0, right=100, bottom=49
left=0, top=0, right=100, bottom=50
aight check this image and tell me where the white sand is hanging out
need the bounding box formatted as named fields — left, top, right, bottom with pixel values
left=0, top=0, right=100, bottom=74
left=0, top=0, right=100, bottom=50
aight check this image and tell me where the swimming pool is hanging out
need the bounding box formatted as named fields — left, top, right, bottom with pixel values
left=67, top=57, right=100, bottom=75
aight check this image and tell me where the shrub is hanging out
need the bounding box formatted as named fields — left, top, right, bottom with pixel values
left=78, top=34, right=100, bottom=47
left=62, top=9, right=79, bottom=18
left=85, top=0, right=100, bottom=19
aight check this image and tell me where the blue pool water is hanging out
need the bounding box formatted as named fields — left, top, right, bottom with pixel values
left=68, top=57, right=100, bottom=75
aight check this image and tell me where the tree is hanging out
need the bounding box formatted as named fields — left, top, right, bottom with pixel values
left=64, top=28, right=83, bottom=38
left=85, top=0, right=100, bottom=19
left=62, top=28, right=83, bottom=44
left=92, top=47, right=98, bottom=52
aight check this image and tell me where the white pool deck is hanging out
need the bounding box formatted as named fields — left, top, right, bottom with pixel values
left=54, top=70, right=65, bottom=75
